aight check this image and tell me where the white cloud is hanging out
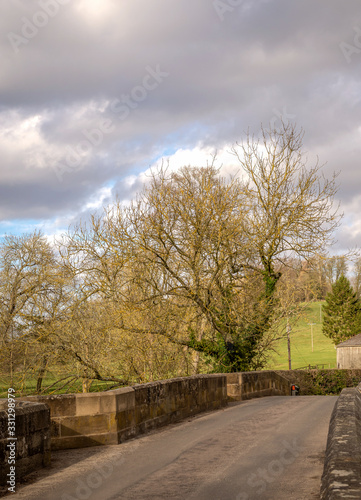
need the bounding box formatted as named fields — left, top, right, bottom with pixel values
left=83, top=185, right=113, bottom=211
left=0, top=0, right=360, bottom=255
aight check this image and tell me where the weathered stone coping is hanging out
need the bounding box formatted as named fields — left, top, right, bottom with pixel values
left=320, top=385, right=361, bottom=499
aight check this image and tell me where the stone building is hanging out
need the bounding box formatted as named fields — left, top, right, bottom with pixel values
left=336, top=333, right=361, bottom=369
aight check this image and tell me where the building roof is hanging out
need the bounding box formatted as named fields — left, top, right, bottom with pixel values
left=337, top=333, right=361, bottom=348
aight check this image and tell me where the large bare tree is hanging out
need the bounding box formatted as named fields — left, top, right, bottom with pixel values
left=3, top=123, right=341, bottom=391
left=111, top=123, right=341, bottom=370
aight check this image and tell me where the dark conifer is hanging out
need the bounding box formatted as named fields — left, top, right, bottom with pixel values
left=322, top=275, right=361, bottom=344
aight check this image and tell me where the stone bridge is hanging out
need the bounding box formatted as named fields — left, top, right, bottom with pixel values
left=0, top=371, right=360, bottom=498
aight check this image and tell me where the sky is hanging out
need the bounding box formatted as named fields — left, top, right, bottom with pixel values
left=1, top=0, right=361, bottom=253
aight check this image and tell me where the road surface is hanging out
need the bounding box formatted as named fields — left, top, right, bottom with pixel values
left=11, top=395, right=337, bottom=500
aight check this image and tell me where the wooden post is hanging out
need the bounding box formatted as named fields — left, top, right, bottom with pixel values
left=287, top=318, right=292, bottom=370
left=309, top=323, right=316, bottom=352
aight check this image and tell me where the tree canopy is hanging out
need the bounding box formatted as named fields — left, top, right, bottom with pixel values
left=0, top=123, right=343, bottom=393
left=322, top=275, right=361, bottom=344
left=65, top=122, right=339, bottom=372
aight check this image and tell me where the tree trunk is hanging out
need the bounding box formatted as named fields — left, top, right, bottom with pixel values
left=36, top=356, right=48, bottom=393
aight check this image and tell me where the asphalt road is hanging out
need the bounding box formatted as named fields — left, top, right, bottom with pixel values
left=11, top=395, right=337, bottom=500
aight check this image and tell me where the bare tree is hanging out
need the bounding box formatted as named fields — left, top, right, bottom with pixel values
left=0, top=232, right=62, bottom=388
left=117, top=122, right=341, bottom=370
left=324, top=255, right=348, bottom=289
left=10, top=123, right=340, bottom=382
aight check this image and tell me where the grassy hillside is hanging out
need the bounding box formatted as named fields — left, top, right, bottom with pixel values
left=265, top=301, right=337, bottom=370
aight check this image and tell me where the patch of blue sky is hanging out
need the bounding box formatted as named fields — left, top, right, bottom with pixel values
left=0, top=219, right=44, bottom=238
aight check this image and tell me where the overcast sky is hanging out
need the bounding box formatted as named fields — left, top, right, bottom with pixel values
left=1, top=0, right=361, bottom=253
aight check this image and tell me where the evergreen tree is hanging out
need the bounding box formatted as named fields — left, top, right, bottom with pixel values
left=322, top=275, right=361, bottom=344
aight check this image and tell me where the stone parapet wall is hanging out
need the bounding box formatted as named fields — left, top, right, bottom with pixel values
left=226, top=370, right=291, bottom=401
left=19, top=374, right=227, bottom=450
left=320, top=385, right=361, bottom=499
left=0, top=401, right=50, bottom=492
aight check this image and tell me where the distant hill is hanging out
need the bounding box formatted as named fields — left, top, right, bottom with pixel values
left=265, top=301, right=337, bottom=370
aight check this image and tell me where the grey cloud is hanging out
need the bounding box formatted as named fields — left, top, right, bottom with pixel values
left=0, top=0, right=360, bottom=253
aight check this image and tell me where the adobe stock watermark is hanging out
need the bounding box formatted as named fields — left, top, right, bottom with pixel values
left=52, top=64, right=169, bottom=182
left=213, top=0, right=243, bottom=21
left=6, top=388, right=16, bottom=494
left=61, top=438, right=141, bottom=500
left=253, top=106, right=296, bottom=140
left=236, top=438, right=303, bottom=500
left=340, top=26, right=361, bottom=63
left=266, top=106, right=296, bottom=134
left=7, top=0, right=70, bottom=54
left=61, top=454, right=125, bottom=500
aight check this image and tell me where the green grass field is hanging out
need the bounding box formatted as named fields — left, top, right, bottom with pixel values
left=265, top=301, right=337, bottom=370
left=0, top=373, right=118, bottom=398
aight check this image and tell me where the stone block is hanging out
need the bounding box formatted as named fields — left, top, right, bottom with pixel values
left=137, top=421, right=147, bottom=434
left=117, top=410, right=135, bottom=430
left=153, top=414, right=171, bottom=428
left=0, top=440, right=7, bottom=463
left=28, top=431, right=43, bottom=454
left=51, top=418, right=61, bottom=438
left=115, top=387, right=135, bottom=412
left=20, top=395, right=76, bottom=417
left=134, top=404, right=150, bottom=425
left=118, top=427, right=138, bottom=443
left=142, top=419, right=158, bottom=433
left=0, top=416, right=7, bottom=441
left=76, top=392, right=116, bottom=416
left=59, top=414, right=114, bottom=437
left=43, top=447, right=51, bottom=466
left=156, top=400, right=167, bottom=417
left=52, top=432, right=118, bottom=450
left=168, top=396, right=179, bottom=413
left=197, top=391, right=204, bottom=404
left=169, top=409, right=183, bottom=423
left=133, top=385, right=149, bottom=406
left=148, top=403, right=158, bottom=420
